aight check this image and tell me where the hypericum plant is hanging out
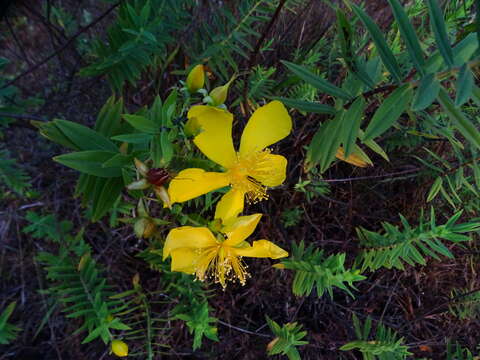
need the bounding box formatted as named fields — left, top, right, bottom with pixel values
left=280, top=0, right=479, bottom=173
left=356, top=208, right=480, bottom=272
left=340, top=315, right=411, bottom=360
left=280, top=241, right=365, bottom=298
left=266, top=316, right=308, bottom=360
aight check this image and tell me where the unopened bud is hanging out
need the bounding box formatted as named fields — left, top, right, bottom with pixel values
left=111, top=339, right=128, bottom=357
left=154, top=186, right=172, bottom=208
left=267, top=337, right=279, bottom=352
left=209, top=76, right=235, bottom=106
left=77, top=254, right=89, bottom=271
left=134, top=218, right=155, bottom=238
left=184, top=116, right=203, bottom=137
left=127, top=179, right=149, bottom=190
left=134, top=158, right=149, bottom=177
left=186, top=64, right=205, bottom=93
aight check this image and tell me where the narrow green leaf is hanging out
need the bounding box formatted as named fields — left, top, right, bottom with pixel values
left=350, top=3, right=402, bottom=83
left=282, top=61, right=353, bottom=100
left=426, top=0, right=454, bottom=67
left=455, top=64, right=474, bottom=107
left=275, top=97, right=336, bottom=115
left=342, top=97, right=366, bottom=157
left=54, top=151, right=121, bottom=178
left=438, top=89, right=480, bottom=149
left=363, top=84, right=413, bottom=141
left=387, top=0, right=425, bottom=74
left=427, top=177, right=443, bottom=202
left=122, top=114, right=158, bottom=134
left=111, top=133, right=153, bottom=144
left=94, top=96, right=123, bottom=137
left=55, top=120, right=118, bottom=152
left=412, top=73, right=440, bottom=111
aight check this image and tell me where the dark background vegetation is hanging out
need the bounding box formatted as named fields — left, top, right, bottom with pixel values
left=0, top=1, right=479, bottom=359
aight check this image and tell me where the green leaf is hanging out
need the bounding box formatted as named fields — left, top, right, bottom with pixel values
left=342, top=97, right=366, bottom=157
left=350, top=3, right=402, bottom=83
left=54, top=120, right=118, bottom=152
left=91, top=177, right=124, bottom=221
left=363, top=84, right=413, bottom=141
left=427, top=177, right=443, bottom=202
left=412, top=73, right=440, bottom=111
left=426, top=0, right=454, bottom=68
left=307, top=111, right=344, bottom=172
left=387, top=0, right=425, bottom=75
left=282, top=61, right=353, bottom=100
left=94, top=96, right=123, bottom=137
left=111, top=133, right=153, bottom=144
left=54, top=151, right=121, bottom=177
left=438, top=89, right=480, bottom=149
left=122, top=114, right=158, bottom=134
left=455, top=64, right=474, bottom=107
left=275, top=97, right=336, bottom=115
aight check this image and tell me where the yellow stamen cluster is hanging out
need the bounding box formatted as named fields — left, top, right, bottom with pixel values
left=194, top=236, right=250, bottom=289
left=227, top=149, right=274, bottom=203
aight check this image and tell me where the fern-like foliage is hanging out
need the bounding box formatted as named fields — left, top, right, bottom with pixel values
left=110, top=275, right=167, bottom=359
left=356, top=208, right=480, bottom=272
left=281, top=241, right=365, bottom=298
left=266, top=316, right=308, bottom=360
left=23, top=211, right=73, bottom=243
left=81, top=0, right=191, bottom=92
left=340, top=315, right=411, bottom=360
left=0, top=148, right=31, bottom=196
left=0, top=302, right=21, bottom=345
left=189, top=0, right=277, bottom=79
left=449, top=288, right=480, bottom=320
left=37, top=231, right=129, bottom=344
left=174, top=299, right=218, bottom=351
left=138, top=244, right=219, bottom=351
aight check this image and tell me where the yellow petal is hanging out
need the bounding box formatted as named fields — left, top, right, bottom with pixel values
left=234, top=239, right=288, bottom=259
left=168, top=168, right=229, bottom=203
left=239, top=101, right=292, bottom=156
left=188, top=106, right=237, bottom=168
left=214, top=188, right=245, bottom=223
left=163, top=226, right=216, bottom=259
left=169, top=248, right=200, bottom=273
left=223, top=214, right=262, bottom=246
left=250, top=153, right=287, bottom=187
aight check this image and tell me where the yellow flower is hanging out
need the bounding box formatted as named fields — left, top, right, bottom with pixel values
left=186, top=64, right=205, bottom=93
left=162, top=213, right=288, bottom=288
left=168, top=101, right=292, bottom=222
left=111, top=339, right=128, bottom=357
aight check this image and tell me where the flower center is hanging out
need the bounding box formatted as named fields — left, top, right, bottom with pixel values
left=194, top=240, right=249, bottom=289
left=227, top=150, right=273, bottom=203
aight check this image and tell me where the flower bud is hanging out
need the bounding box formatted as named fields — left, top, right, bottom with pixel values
left=134, top=218, right=155, bottom=238
left=134, top=158, right=149, bottom=177
left=186, top=64, right=205, bottom=93
left=127, top=179, right=150, bottom=191
left=209, top=76, right=235, bottom=106
left=111, top=339, right=128, bottom=357
left=154, top=186, right=172, bottom=209
left=186, top=65, right=205, bottom=94
left=184, top=116, right=202, bottom=137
